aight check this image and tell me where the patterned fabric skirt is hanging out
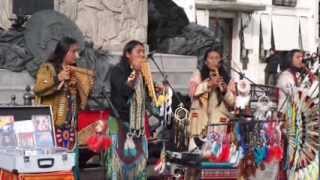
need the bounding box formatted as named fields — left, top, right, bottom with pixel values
left=105, top=116, right=148, bottom=180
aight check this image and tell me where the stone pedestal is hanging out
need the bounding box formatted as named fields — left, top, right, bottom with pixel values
left=0, top=53, right=196, bottom=105
left=150, top=53, right=197, bottom=94
left=108, top=53, right=198, bottom=94
left=0, top=69, right=34, bottom=104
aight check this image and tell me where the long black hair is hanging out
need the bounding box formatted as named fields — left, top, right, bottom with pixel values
left=200, top=48, right=230, bottom=106
left=120, top=40, right=144, bottom=63
left=281, top=49, right=304, bottom=71
left=47, top=37, right=78, bottom=72
left=200, top=48, right=230, bottom=83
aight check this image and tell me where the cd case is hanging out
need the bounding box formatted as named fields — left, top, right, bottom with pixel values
left=0, top=106, right=75, bottom=173
left=0, top=115, right=16, bottom=146
left=0, top=106, right=55, bottom=148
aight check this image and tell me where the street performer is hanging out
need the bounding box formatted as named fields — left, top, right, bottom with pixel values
left=107, top=40, right=164, bottom=180
left=34, top=37, right=94, bottom=151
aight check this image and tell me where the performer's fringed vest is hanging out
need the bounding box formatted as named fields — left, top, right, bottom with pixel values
left=35, top=64, right=94, bottom=150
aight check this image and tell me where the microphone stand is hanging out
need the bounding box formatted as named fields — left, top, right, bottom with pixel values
left=220, top=60, right=290, bottom=112
left=99, top=88, right=120, bottom=119
left=221, top=60, right=257, bottom=86
left=147, top=53, right=189, bottom=151
left=148, top=54, right=187, bottom=107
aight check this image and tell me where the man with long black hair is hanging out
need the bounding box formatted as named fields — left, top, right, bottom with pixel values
left=34, top=37, right=92, bottom=180
left=277, top=49, right=305, bottom=112
left=34, top=37, right=82, bottom=148
left=107, top=40, right=150, bottom=180
left=276, top=49, right=305, bottom=180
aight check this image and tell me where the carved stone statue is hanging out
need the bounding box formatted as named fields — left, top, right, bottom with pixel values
left=24, top=10, right=84, bottom=60
left=148, top=0, right=223, bottom=66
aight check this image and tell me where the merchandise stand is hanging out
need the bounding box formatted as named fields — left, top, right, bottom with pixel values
left=0, top=106, right=75, bottom=179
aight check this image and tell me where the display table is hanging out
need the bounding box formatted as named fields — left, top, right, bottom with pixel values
left=185, top=163, right=240, bottom=180
left=0, top=169, right=74, bottom=180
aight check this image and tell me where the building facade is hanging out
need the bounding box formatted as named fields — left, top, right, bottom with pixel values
left=176, top=0, right=319, bottom=83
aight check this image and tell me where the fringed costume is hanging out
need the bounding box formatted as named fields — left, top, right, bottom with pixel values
left=188, top=70, right=235, bottom=137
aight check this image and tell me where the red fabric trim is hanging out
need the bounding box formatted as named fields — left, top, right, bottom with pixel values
left=79, top=110, right=151, bottom=139
left=201, top=168, right=240, bottom=179
left=144, top=114, right=151, bottom=139
left=78, top=110, right=111, bottom=131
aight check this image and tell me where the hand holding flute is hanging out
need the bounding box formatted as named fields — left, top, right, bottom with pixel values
left=57, top=65, right=71, bottom=90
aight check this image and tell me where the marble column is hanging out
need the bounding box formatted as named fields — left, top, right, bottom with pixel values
left=0, top=0, right=13, bottom=30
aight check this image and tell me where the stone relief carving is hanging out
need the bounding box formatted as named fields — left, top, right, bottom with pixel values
left=55, top=0, right=78, bottom=21
left=55, top=0, right=147, bottom=51
left=0, top=0, right=147, bottom=51
left=101, top=0, right=123, bottom=12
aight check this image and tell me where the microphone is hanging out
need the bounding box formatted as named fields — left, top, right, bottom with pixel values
left=147, top=50, right=156, bottom=58
left=303, top=57, right=315, bottom=64
left=303, top=53, right=318, bottom=63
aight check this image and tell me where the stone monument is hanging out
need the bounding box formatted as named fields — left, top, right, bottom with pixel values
left=55, top=0, right=148, bottom=51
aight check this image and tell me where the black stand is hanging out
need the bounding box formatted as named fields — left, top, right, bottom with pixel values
left=220, top=60, right=290, bottom=110
left=221, top=61, right=254, bottom=84
left=100, top=88, right=120, bottom=119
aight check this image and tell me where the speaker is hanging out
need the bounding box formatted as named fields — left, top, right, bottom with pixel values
left=13, top=0, right=54, bottom=16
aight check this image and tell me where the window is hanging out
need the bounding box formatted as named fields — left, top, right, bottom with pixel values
left=272, top=0, right=297, bottom=7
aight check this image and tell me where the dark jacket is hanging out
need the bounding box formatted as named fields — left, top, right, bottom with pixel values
left=110, top=60, right=134, bottom=122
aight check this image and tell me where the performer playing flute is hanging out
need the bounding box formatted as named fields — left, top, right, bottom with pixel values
left=34, top=37, right=94, bottom=179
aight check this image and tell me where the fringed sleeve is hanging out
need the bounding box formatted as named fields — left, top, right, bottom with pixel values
left=188, top=70, right=209, bottom=97
left=33, top=63, right=60, bottom=97
left=223, top=80, right=236, bottom=107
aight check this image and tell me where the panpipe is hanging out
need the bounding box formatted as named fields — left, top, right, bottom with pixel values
left=70, top=66, right=95, bottom=110
left=140, top=58, right=160, bottom=106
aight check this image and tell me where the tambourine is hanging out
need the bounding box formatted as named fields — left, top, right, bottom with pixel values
left=237, top=79, right=250, bottom=95
left=256, top=95, right=272, bottom=112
